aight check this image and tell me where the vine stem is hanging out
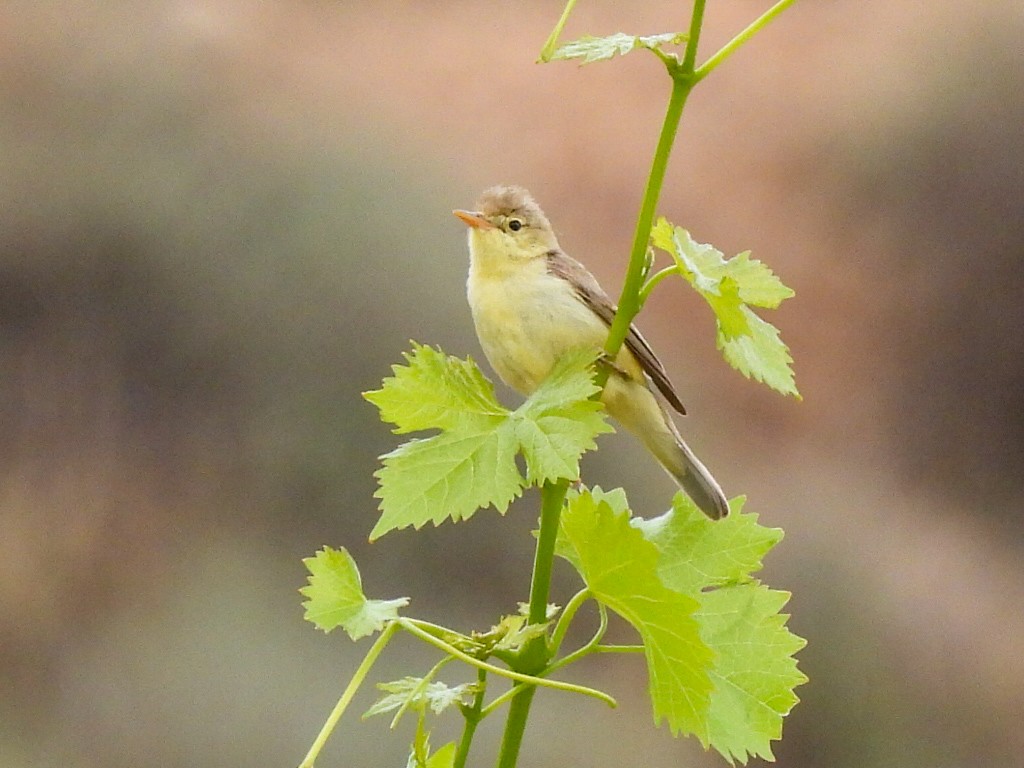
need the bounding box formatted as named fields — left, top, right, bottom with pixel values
left=494, top=478, right=571, bottom=768
left=297, top=621, right=399, bottom=768
left=399, top=617, right=613, bottom=705
left=695, top=0, right=797, bottom=82
left=453, top=668, right=487, bottom=768
left=603, top=0, right=706, bottom=362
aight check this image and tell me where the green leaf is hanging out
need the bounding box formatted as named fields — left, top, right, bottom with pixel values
left=371, top=429, right=524, bottom=540
left=649, top=219, right=799, bottom=398
left=549, top=32, right=687, bottom=65
left=365, top=678, right=479, bottom=718
left=635, top=494, right=783, bottom=592
left=299, top=547, right=408, bottom=638
left=695, top=584, right=807, bottom=763
left=717, top=251, right=795, bottom=309
left=639, top=495, right=807, bottom=762
left=367, top=345, right=611, bottom=539
left=363, top=343, right=506, bottom=434
left=407, top=714, right=431, bottom=768
left=426, top=742, right=456, bottom=768
left=557, top=491, right=714, bottom=736
left=514, top=347, right=614, bottom=485
left=719, top=306, right=798, bottom=397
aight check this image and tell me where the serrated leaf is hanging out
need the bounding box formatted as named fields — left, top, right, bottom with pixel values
left=365, top=678, right=478, bottom=718
left=515, top=348, right=614, bottom=484
left=363, top=343, right=506, bottom=434
left=635, top=494, right=783, bottom=592
left=719, top=251, right=795, bottom=309
left=371, top=429, right=524, bottom=540
left=719, top=306, right=798, bottom=397
left=550, top=32, right=686, bottom=65
left=491, top=615, right=550, bottom=653
left=639, top=495, right=807, bottom=762
left=651, top=223, right=794, bottom=310
left=557, top=491, right=714, bottom=735
left=367, top=346, right=610, bottom=539
left=426, top=742, right=456, bottom=768
left=695, top=584, right=807, bottom=763
left=650, top=219, right=799, bottom=398
left=299, top=547, right=408, bottom=638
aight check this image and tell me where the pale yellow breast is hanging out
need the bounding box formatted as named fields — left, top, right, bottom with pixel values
left=468, top=254, right=609, bottom=395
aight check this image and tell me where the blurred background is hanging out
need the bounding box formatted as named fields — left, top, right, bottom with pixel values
left=1, top=1, right=1022, bottom=766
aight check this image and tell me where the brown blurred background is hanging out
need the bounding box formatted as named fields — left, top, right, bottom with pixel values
left=1, top=1, right=1022, bottom=766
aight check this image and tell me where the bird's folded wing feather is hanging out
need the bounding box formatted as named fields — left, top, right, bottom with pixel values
left=546, top=251, right=687, bottom=415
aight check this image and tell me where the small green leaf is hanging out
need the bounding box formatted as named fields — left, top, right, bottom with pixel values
left=363, top=343, right=506, bottom=434
left=719, top=306, right=799, bottom=397
left=550, top=32, right=686, bottom=65
left=299, top=547, right=408, bottom=638
left=426, top=742, right=457, bottom=768
left=649, top=219, right=799, bottom=398
left=489, top=615, right=550, bottom=654
left=557, top=491, right=714, bottom=736
left=365, top=678, right=479, bottom=718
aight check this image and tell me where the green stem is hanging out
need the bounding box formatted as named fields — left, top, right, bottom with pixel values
left=526, top=480, right=570, bottom=628
left=495, top=479, right=570, bottom=768
left=695, top=0, right=796, bottom=82
left=388, top=656, right=453, bottom=729
left=604, top=0, right=707, bottom=362
left=546, top=603, right=609, bottom=675
left=399, top=618, right=612, bottom=704
left=594, top=644, right=645, bottom=654
left=495, top=684, right=536, bottom=768
left=638, top=265, right=679, bottom=308
left=548, top=588, right=591, bottom=657
left=480, top=684, right=530, bottom=720
left=538, top=0, right=579, bottom=62
left=453, top=668, right=488, bottom=768
left=604, top=75, right=693, bottom=363
left=681, top=0, right=707, bottom=75
left=298, top=621, right=399, bottom=768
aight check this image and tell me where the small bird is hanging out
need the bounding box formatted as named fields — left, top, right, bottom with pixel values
left=454, top=185, right=728, bottom=519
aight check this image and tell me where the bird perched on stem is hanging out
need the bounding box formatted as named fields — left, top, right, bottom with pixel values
left=454, top=185, right=728, bottom=520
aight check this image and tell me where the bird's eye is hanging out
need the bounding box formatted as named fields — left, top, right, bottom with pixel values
left=507, top=218, right=523, bottom=232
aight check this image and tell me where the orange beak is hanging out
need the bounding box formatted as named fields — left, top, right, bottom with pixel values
left=453, top=209, right=496, bottom=230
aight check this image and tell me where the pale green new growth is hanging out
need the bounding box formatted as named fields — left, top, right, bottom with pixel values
left=364, top=344, right=612, bottom=539
left=408, top=717, right=457, bottom=768
left=649, top=218, right=799, bottom=398
left=485, top=615, right=551, bottom=654
left=300, top=546, right=408, bottom=639
left=365, top=678, right=479, bottom=718
left=364, top=344, right=506, bottom=434
left=549, top=32, right=687, bottom=65
left=556, top=491, right=714, bottom=736
left=424, top=742, right=457, bottom=768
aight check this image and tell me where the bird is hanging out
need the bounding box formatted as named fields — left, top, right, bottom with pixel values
left=453, top=185, right=728, bottom=519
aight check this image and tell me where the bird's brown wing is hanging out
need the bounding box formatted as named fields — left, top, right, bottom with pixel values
left=546, top=251, right=687, bottom=415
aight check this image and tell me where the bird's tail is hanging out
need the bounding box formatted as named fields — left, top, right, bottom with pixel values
left=604, top=377, right=730, bottom=520
left=649, top=424, right=730, bottom=520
